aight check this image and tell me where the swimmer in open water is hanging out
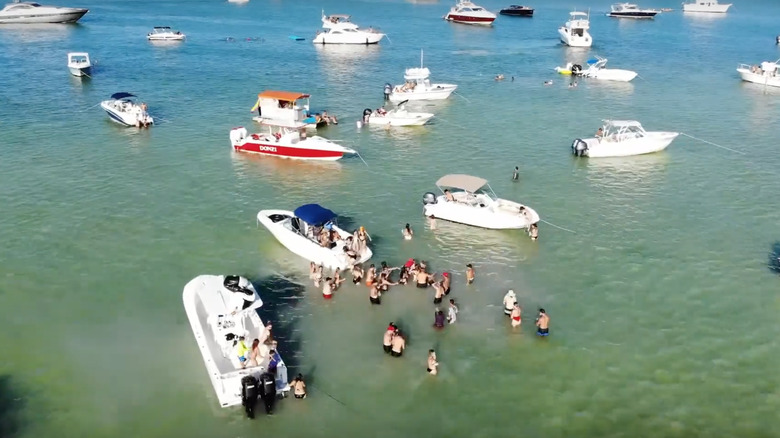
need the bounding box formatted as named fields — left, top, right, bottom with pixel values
left=536, top=308, right=550, bottom=336
left=510, top=303, right=522, bottom=328
left=427, top=350, right=439, bottom=375
left=466, top=264, right=475, bottom=284
left=512, top=166, right=519, bottom=181
left=402, top=223, right=413, bottom=240
left=291, top=374, right=307, bottom=399
left=391, top=330, right=405, bottom=357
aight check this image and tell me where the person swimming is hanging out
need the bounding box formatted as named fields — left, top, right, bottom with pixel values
left=402, top=223, right=413, bottom=240
left=512, top=166, right=519, bottom=181
left=291, top=374, right=307, bottom=399
left=466, top=264, right=475, bottom=284
left=427, top=350, right=439, bottom=375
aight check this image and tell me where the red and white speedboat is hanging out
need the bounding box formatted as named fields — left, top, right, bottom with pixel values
left=230, top=122, right=356, bottom=161
left=443, top=0, right=496, bottom=26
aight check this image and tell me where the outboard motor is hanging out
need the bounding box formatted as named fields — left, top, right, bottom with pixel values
left=422, top=192, right=437, bottom=205
left=224, top=275, right=255, bottom=309
left=241, top=375, right=260, bottom=419
left=571, top=64, right=583, bottom=75
left=363, top=108, right=372, bottom=123
left=769, top=242, right=780, bottom=274
left=384, top=83, right=392, bottom=100
left=571, top=139, right=588, bottom=157
left=258, top=372, right=277, bottom=415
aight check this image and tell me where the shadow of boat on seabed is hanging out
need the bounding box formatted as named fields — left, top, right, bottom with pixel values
left=769, top=242, right=780, bottom=274
left=0, top=375, right=25, bottom=438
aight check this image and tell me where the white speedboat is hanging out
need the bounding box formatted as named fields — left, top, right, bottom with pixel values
left=682, top=0, right=731, bottom=13
left=257, top=204, right=373, bottom=270
left=607, top=3, right=658, bottom=18
left=556, top=56, right=637, bottom=82
left=312, top=13, right=384, bottom=45
left=443, top=0, right=496, bottom=26
left=386, top=51, right=458, bottom=103
left=230, top=122, right=355, bottom=161
left=558, top=11, right=592, bottom=47
left=736, top=60, right=780, bottom=88
left=67, top=52, right=91, bottom=77
left=361, top=101, right=434, bottom=126
left=183, top=275, right=290, bottom=417
left=0, top=1, right=88, bottom=24
left=422, top=174, right=540, bottom=230
left=147, top=26, right=185, bottom=41
left=571, top=120, right=679, bottom=158
left=100, top=92, right=153, bottom=127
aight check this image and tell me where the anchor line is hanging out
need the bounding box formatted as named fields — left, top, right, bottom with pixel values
left=680, top=132, right=745, bottom=155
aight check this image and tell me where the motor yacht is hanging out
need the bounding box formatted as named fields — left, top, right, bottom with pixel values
left=147, top=26, right=185, bottom=41
left=443, top=0, right=496, bottom=26
left=312, top=13, right=384, bottom=45
left=257, top=204, right=373, bottom=270
left=0, top=1, right=87, bottom=24
left=571, top=120, right=679, bottom=158
left=556, top=56, right=637, bottom=82
left=361, top=101, right=434, bottom=127
left=736, top=60, right=780, bottom=89
left=100, top=92, right=153, bottom=127
left=499, top=5, right=534, bottom=17
left=607, top=3, right=658, bottom=18
left=66, top=52, right=90, bottom=77
left=182, top=275, right=290, bottom=417
left=558, top=11, right=592, bottom=47
left=681, top=0, right=731, bottom=13
left=250, top=90, right=333, bottom=130
left=422, top=174, right=540, bottom=230
left=230, top=122, right=355, bottom=161
left=385, top=50, right=458, bottom=102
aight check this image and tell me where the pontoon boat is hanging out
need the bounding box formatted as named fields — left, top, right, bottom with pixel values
left=422, top=174, right=540, bottom=230
left=558, top=11, right=592, bottom=47
left=67, top=52, right=91, bottom=77
left=0, top=1, right=87, bottom=24
left=444, top=0, right=496, bottom=25
left=571, top=120, right=679, bottom=158
left=736, top=60, right=780, bottom=89
left=182, top=275, right=290, bottom=416
left=100, top=92, right=153, bottom=127
left=257, top=204, right=373, bottom=270
left=312, top=13, right=384, bottom=44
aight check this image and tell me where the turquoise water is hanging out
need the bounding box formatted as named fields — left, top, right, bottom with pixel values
left=1, top=0, right=779, bottom=437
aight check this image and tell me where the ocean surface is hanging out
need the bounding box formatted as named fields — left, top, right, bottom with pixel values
left=1, top=0, right=779, bottom=437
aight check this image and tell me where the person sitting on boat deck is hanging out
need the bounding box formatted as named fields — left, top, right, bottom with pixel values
left=259, top=322, right=274, bottom=345
left=377, top=107, right=387, bottom=116
left=290, top=374, right=307, bottom=399
left=235, top=336, right=250, bottom=368
left=343, top=245, right=359, bottom=265
left=433, top=309, right=445, bottom=329
left=319, top=228, right=331, bottom=248
left=595, top=127, right=604, bottom=138
left=444, top=189, right=455, bottom=202
left=248, top=338, right=261, bottom=367
left=352, top=263, right=364, bottom=284
left=390, top=329, right=405, bottom=357
left=356, top=226, right=370, bottom=253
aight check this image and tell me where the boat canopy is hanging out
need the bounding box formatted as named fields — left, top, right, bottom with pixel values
left=110, top=92, right=135, bottom=100
left=570, top=11, right=589, bottom=17
left=436, top=174, right=488, bottom=193
left=605, top=120, right=643, bottom=128
left=404, top=67, right=430, bottom=81
left=258, top=90, right=310, bottom=102
left=294, top=204, right=336, bottom=226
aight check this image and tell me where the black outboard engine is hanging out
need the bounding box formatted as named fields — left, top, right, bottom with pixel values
left=571, top=139, right=588, bottom=157
left=571, top=64, right=583, bottom=75
left=223, top=275, right=253, bottom=296
left=363, top=108, right=372, bottom=123
left=258, top=372, right=277, bottom=415
left=769, top=242, right=780, bottom=274
left=422, top=192, right=437, bottom=205
left=384, top=83, right=392, bottom=100
left=241, top=375, right=260, bottom=419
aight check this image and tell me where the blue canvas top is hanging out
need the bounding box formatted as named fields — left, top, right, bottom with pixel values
left=110, top=92, right=136, bottom=100
left=294, top=204, right=336, bottom=226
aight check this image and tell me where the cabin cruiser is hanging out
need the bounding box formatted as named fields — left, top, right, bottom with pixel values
left=499, top=5, right=534, bottom=17
left=147, top=26, right=185, bottom=41
left=251, top=90, right=334, bottom=130
left=100, top=92, right=153, bottom=127
left=571, top=120, right=679, bottom=158
left=386, top=51, right=457, bottom=103
left=736, top=60, right=780, bottom=89
left=607, top=3, right=658, bottom=18
left=182, top=275, right=290, bottom=417
left=312, top=13, right=384, bottom=45
left=0, top=1, right=87, bottom=24
left=422, top=174, right=540, bottom=230
left=681, top=0, right=731, bottom=13
left=555, top=56, right=637, bottom=82
left=361, top=101, right=434, bottom=127
left=230, top=122, right=355, bottom=161
left=67, top=52, right=90, bottom=77
left=443, top=0, right=496, bottom=26
left=558, top=11, right=592, bottom=47
left=257, top=204, right=373, bottom=270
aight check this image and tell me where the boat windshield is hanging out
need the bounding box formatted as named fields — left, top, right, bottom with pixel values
left=602, top=121, right=646, bottom=138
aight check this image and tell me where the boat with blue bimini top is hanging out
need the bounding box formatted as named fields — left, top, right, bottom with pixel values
left=257, top=204, right=373, bottom=270
left=182, top=275, right=290, bottom=418
left=100, top=92, right=153, bottom=127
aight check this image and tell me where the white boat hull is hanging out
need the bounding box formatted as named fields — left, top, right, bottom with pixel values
left=0, top=9, right=87, bottom=24
left=182, top=275, right=290, bottom=408
left=100, top=100, right=154, bottom=127
left=68, top=65, right=91, bottom=77
left=584, top=68, right=637, bottom=82
left=257, top=210, right=372, bottom=270
left=575, top=132, right=679, bottom=158
left=148, top=35, right=185, bottom=41
left=737, top=68, right=780, bottom=88
left=312, top=32, right=384, bottom=45
left=388, top=84, right=457, bottom=102
left=365, top=111, right=434, bottom=126
left=559, top=27, right=592, bottom=47
left=423, top=195, right=540, bottom=230
left=682, top=3, right=731, bottom=13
